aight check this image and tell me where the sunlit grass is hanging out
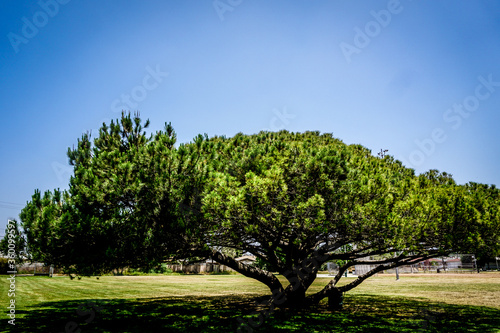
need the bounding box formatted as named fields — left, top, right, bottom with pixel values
left=313, top=272, right=500, bottom=309
left=1, top=273, right=499, bottom=332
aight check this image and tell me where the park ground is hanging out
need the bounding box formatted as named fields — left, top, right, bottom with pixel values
left=1, top=272, right=499, bottom=332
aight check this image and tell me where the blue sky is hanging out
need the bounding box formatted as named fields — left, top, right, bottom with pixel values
left=1, top=0, right=500, bottom=236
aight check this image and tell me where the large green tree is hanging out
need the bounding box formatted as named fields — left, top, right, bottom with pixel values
left=20, top=189, right=67, bottom=265
left=195, top=132, right=499, bottom=308
left=20, top=113, right=500, bottom=311
left=21, top=113, right=210, bottom=276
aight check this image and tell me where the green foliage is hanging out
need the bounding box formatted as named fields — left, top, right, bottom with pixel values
left=21, top=113, right=210, bottom=275
left=20, top=189, right=72, bottom=266
left=0, top=257, right=9, bottom=274
left=18, top=113, right=500, bottom=308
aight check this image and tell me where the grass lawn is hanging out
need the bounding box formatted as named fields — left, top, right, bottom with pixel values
left=1, top=272, right=499, bottom=332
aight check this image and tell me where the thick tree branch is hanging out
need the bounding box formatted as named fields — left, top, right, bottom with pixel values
left=308, top=252, right=445, bottom=305
left=208, top=250, right=284, bottom=293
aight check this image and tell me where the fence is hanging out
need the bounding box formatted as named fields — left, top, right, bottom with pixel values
left=164, top=262, right=234, bottom=274
left=327, top=262, right=479, bottom=276
left=383, top=264, right=476, bottom=274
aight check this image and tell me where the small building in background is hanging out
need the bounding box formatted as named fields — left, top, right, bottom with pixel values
left=235, top=255, right=256, bottom=266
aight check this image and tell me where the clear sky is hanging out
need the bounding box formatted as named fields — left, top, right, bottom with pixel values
left=1, top=0, right=500, bottom=236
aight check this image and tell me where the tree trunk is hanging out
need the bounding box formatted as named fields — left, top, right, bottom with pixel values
left=282, top=285, right=307, bottom=308
left=327, top=289, right=344, bottom=311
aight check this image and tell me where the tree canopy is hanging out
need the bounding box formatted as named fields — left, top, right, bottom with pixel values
left=20, top=113, right=500, bottom=309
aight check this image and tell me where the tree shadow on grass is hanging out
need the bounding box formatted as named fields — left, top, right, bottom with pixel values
left=6, top=294, right=500, bottom=333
